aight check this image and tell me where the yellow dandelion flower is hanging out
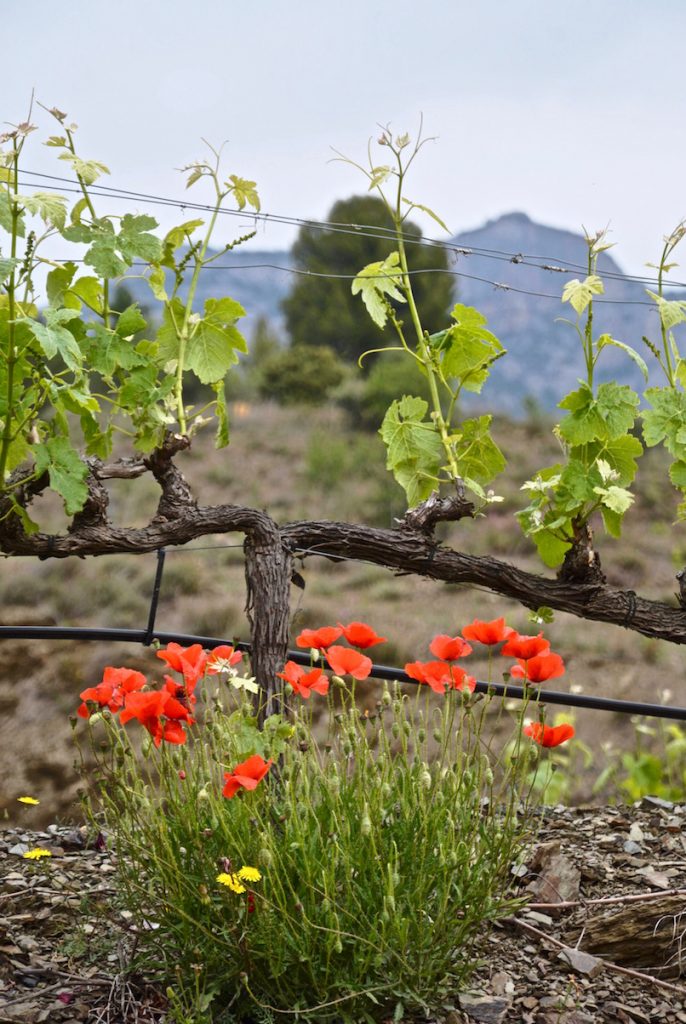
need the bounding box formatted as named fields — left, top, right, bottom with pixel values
left=216, top=872, right=246, bottom=894
left=23, top=848, right=52, bottom=860
left=237, top=865, right=261, bottom=883
left=17, top=796, right=40, bottom=805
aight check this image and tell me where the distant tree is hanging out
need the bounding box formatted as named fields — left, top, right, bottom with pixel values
left=282, top=195, right=453, bottom=366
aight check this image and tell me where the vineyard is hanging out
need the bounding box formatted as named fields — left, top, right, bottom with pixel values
left=3, top=109, right=686, bottom=1022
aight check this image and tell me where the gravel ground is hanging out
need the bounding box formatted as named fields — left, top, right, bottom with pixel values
left=2, top=800, right=686, bottom=1023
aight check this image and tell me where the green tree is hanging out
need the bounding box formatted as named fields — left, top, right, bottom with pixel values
left=282, top=195, right=453, bottom=365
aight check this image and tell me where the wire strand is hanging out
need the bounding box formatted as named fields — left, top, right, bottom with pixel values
left=17, top=168, right=686, bottom=291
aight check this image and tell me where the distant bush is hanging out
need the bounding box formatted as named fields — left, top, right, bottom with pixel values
left=257, top=344, right=346, bottom=405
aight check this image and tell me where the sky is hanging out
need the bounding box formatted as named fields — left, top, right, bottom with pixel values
left=4, top=0, right=686, bottom=274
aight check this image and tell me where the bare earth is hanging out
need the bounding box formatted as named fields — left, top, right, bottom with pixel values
left=2, top=801, right=686, bottom=1024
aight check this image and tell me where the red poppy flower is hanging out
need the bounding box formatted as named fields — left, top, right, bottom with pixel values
left=325, top=646, right=373, bottom=680
left=524, top=722, right=575, bottom=747
left=338, top=622, right=387, bottom=649
left=78, top=666, right=147, bottom=718
left=405, top=660, right=475, bottom=694
left=462, top=617, right=516, bottom=646
left=429, top=634, right=473, bottom=661
left=510, top=652, right=565, bottom=684
left=120, top=689, right=193, bottom=746
left=222, top=754, right=273, bottom=799
left=500, top=632, right=550, bottom=661
left=156, top=643, right=208, bottom=688
left=163, top=674, right=197, bottom=708
left=206, top=645, right=243, bottom=674
left=295, top=626, right=342, bottom=650
left=277, top=661, right=329, bottom=698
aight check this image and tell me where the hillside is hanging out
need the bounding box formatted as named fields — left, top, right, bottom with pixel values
left=123, top=212, right=675, bottom=413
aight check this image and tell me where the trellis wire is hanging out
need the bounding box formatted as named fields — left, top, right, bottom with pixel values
left=17, top=167, right=686, bottom=290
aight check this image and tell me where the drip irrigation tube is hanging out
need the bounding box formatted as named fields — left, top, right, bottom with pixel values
left=1, top=624, right=685, bottom=722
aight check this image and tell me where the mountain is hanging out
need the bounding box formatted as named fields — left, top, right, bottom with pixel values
left=451, top=212, right=657, bottom=412
left=123, top=213, right=667, bottom=413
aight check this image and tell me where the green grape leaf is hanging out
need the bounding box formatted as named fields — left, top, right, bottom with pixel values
left=379, top=395, right=443, bottom=507
left=20, top=307, right=83, bottom=371
left=11, top=501, right=39, bottom=535
left=0, top=255, right=19, bottom=284
left=226, top=175, right=260, bottom=212
left=559, top=458, right=597, bottom=503
left=22, top=191, right=68, bottom=230
left=84, top=323, right=146, bottom=378
left=147, top=265, right=168, bottom=302
left=79, top=220, right=128, bottom=278
left=532, top=529, right=572, bottom=568
left=186, top=297, right=247, bottom=384
left=155, top=298, right=186, bottom=363
left=561, top=274, right=604, bottom=315
left=352, top=251, right=406, bottom=328
left=212, top=380, right=229, bottom=448
left=46, top=262, right=78, bottom=307
left=163, top=219, right=206, bottom=254
left=594, top=484, right=634, bottom=515
left=401, top=198, right=449, bottom=233
left=642, top=386, right=686, bottom=455
left=81, top=417, right=112, bottom=459
left=58, top=153, right=110, bottom=184
left=455, top=415, right=506, bottom=485
left=0, top=194, right=25, bottom=237
left=69, top=275, right=104, bottom=315
left=596, top=334, right=649, bottom=382
left=439, top=305, right=504, bottom=392
left=33, top=436, right=89, bottom=515
left=116, top=304, right=147, bottom=338
left=585, top=434, right=643, bottom=486
left=117, top=214, right=162, bottom=264
left=669, top=460, right=686, bottom=489
left=600, top=505, right=623, bottom=538
left=559, top=382, right=638, bottom=445
left=645, top=291, right=686, bottom=331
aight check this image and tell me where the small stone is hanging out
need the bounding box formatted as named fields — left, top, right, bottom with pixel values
left=605, top=1003, right=651, bottom=1023
left=557, top=946, right=604, bottom=977
left=641, top=795, right=674, bottom=810
left=490, top=971, right=514, bottom=996
left=623, top=840, right=642, bottom=854
left=458, top=993, right=511, bottom=1023
left=524, top=910, right=554, bottom=926
left=627, top=822, right=644, bottom=842
left=8, top=843, right=29, bottom=856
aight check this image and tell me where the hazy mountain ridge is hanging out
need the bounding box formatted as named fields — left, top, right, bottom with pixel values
left=125, top=213, right=671, bottom=413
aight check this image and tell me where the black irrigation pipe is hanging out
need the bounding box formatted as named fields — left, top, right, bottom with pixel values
left=1, top=623, right=686, bottom=722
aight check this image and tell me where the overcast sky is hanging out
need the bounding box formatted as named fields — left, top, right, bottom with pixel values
left=4, top=0, right=686, bottom=274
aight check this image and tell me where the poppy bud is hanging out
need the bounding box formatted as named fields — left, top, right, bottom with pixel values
left=391, top=723, right=401, bottom=739
left=331, top=675, right=346, bottom=688
left=381, top=687, right=392, bottom=707
left=178, top=770, right=186, bottom=780
left=417, top=728, right=426, bottom=743
left=360, top=805, right=372, bottom=836
left=420, top=769, right=432, bottom=791
left=197, top=788, right=209, bottom=801
left=433, top=729, right=442, bottom=743
left=258, top=846, right=273, bottom=868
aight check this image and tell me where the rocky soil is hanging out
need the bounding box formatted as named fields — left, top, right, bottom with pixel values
left=2, top=801, right=686, bottom=1023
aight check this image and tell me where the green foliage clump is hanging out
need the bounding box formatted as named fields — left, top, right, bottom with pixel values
left=257, top=343, right=346, bottom=405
